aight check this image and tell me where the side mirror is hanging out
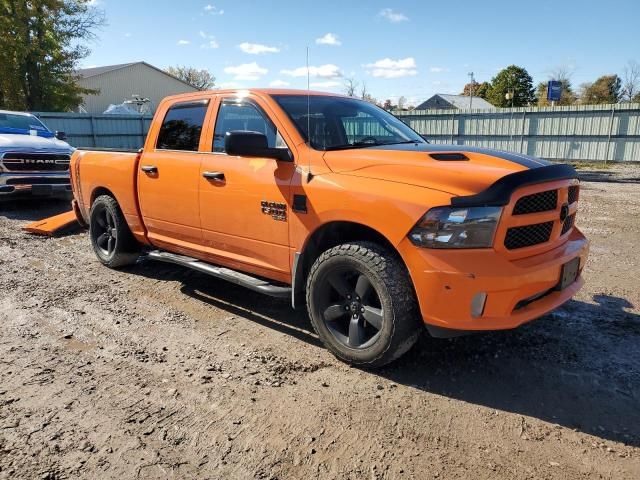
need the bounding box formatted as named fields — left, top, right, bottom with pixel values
left=224, top=131, right=291, bottom=162
left=55, top=131, right=67, bottom=141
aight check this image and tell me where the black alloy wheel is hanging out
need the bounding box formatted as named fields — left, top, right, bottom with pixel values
left=93, top=203, right=118, bottom=258
left=318, top=266, right=384, bottom=349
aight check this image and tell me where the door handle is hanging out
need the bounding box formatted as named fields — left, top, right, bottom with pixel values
left=202, top=171, right=225, bottom=181
left=141, top=165, right=158, bottom=173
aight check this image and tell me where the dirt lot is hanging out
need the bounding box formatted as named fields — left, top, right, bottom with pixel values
left=1, top=164, right=639, bottom=479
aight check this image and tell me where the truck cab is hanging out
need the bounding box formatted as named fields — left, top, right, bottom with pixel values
left=0, top=110, right=73, bottom=198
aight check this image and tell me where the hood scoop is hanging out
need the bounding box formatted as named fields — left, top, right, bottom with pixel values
left=429, top=152, right=469, bottom=161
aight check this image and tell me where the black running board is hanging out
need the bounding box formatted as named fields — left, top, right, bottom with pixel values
left=146, top=250, right=291, bottom=298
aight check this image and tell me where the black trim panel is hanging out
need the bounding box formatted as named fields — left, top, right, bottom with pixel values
left=429, top=153, right=468, bottom=161
left=451, top=164, right=577, bottom=207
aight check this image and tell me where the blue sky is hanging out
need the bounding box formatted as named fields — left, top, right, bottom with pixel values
left=83, top=0, right=640, bottom=105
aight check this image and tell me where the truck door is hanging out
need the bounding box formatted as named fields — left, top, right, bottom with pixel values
left=138, top=99, right=210, bottom=248
left=198, top=97, right=295, bottom=281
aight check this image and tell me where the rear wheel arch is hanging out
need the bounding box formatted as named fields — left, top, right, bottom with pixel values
left=292, top=221, right=412, bottom=309
left=90, top=186, right=117, bottom=206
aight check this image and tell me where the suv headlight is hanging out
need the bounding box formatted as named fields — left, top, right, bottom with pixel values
left=408, top=206, right=502, bottom=249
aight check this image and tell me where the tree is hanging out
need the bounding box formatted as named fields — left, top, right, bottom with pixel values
left=397, top=96, right=407, bottom=110
left=344, top=77, right=359, bottom=97
left=359, top=81, right=377, bottom=104
left=0, top=0, right=105, bottom=111
left=486, top=65, right=536, bottom=107
left=165, top=66, right=216, bottom=90
left=621, top=61, right=640, bottom=102
left=382, top=99, right=393, bottom=110
left=579, top=75, right=621, bottom=104
left=460, top=81, right=490, bottom=99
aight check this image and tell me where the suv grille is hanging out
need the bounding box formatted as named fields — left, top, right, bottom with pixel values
left=504, top=221, right=554, bottom=250
left=1, top=153, right=70, bottom=172
left=513, top=189, right=557, bottom=215
left=568, top=185, right=579, bottom=204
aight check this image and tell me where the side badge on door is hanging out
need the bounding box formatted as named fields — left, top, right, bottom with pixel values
left=261, top=200, right=287, bottom=222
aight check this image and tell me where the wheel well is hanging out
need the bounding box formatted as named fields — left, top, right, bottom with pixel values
left=90, top=187, right=115, bottom=205
left=292, top=221, right=404, bottom=309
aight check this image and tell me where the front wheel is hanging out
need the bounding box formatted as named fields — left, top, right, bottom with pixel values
left=306, top=242, right=422, bottom=367
left=89, top=195, right=140, bottom=268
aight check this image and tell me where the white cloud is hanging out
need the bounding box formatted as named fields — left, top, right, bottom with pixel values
left=378, top=8, right=408, bottom=23
left=430, top=67, right=449, bottom=73
left=177, top=40, right=190, bottom=46
left=310, top=81, right=340, bottom=88
left=199, top=32, right=219, bottom=49
left=316, top=33, right=341, bottom=46
left=269, top=79, right=290, bottom=87
left=365, top=57, right=417, bottom=78
left=239, top=42, right=280, bottom=54
left=224, top=62, right=268, bottom=80
left=281, top=64, right=342, bottom=78
left=124, top=32, right=132, bottom=38
left=204, top=4, right=224, bottom=15
left=202, top=40, right=219, bottom=49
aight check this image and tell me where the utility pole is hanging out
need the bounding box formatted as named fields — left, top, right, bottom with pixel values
left=468, top=72, right=475, bottom=109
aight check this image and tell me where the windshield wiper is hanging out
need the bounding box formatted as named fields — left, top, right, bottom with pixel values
left=323, top=140, right=421, bottom=151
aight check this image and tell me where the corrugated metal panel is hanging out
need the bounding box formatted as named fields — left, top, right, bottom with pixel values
left=395, top=103, right=640, bottom=161
left=76, top=63, right=198, bottom=114
left=32, top=112, right=152, bottom=149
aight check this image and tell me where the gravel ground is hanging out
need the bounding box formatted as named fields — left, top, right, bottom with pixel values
left=0, top=163, right=639, bottom=479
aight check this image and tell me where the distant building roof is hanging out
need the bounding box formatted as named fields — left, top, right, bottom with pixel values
left=415, top=94, right=495, bottom=110
left=76, top=62, right=139, bottom=78
left=76, top=61, right=195, bottom=90
left=74, top=61, right=199, bottom=114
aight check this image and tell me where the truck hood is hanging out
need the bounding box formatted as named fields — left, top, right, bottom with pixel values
left=0, top=133, right=74, bottom=155
left=322, top=143, right=551, bottom=197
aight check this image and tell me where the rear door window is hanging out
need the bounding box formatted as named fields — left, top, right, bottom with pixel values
left=213, top=101, right=282, bottom=153
left=156, top=100, right=209, bottom=151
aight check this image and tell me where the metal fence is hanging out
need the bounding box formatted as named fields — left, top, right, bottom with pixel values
left=31, top=103, right=640, bottom=161
left=32, top=112, right=153, bottom=149
left=394, top=103, right=640, bottom=162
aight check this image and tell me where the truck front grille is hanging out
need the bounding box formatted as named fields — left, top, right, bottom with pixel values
left=568, top=185, right=579, bottom=204
left=513, top=189, right=558, bottom=215
left=504, top=221, right=554, bottom=250
left=1, top=153, right=70, bottom=172
left=501, top=181, right=579, bottom=252
left=561, top=213, right=575, bottom=235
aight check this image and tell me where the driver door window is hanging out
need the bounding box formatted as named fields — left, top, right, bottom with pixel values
left=213, top=101, right=286, bottom=153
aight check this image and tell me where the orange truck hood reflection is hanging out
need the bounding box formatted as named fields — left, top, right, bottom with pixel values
left=323, top=147, right=531, bottom=197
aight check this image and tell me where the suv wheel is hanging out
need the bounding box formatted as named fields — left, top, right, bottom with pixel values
left=306, top=242, right=422, bottom=367
left=89, top=195, right=140, bottom=268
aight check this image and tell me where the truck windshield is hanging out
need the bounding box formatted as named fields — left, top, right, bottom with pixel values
left=271, top=95, right=425, bottom=151
left=0, top=113, right=49, bottom=132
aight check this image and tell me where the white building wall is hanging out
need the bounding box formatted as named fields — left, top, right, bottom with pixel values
left=77, top=63, right=198, bottom=114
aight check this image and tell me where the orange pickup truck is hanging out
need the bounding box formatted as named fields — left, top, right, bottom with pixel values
left=70, top=89, right=589, bottom=367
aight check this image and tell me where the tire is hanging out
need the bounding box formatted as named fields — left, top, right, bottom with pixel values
left=306, top=242, right=422, bottom=368
left=89, top=195, right=140, bottom=268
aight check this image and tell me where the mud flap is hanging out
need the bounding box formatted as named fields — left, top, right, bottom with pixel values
left=22, top=210, right=82, bottom=236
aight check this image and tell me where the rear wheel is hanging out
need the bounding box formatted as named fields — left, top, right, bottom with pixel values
left=306, top=242, right=422, bottom=367
left=89, top=195, right=139, bottom=268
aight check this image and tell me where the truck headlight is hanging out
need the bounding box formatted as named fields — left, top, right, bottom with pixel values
left=408, top=206, right=502, bottom=249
